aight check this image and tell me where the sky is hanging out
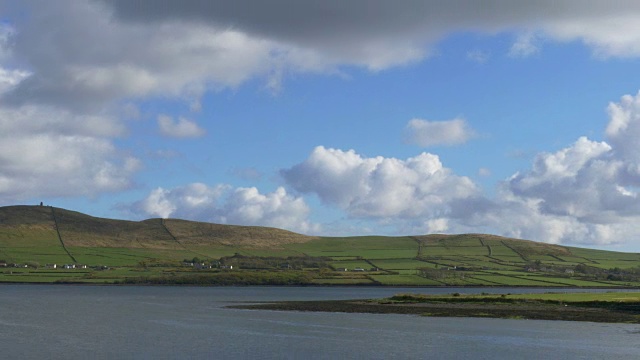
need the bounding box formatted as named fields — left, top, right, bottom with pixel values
left=2, top=1, right=640, bottom=251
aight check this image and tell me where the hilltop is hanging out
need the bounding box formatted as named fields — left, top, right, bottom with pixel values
left=0, top=205, right=639, bottom=286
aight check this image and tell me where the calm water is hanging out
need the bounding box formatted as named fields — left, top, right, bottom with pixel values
left=0, top=285, right=638, bottom=359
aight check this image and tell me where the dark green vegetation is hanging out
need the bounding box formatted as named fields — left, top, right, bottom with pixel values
left=234, top=292, right=640, bottom=323
left=1, top=205, right=640, bottom=286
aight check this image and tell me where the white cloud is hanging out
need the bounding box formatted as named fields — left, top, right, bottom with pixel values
left=508, top=32, right=541, bottom=58
left=451, top=92, right=640, bottom=246
left=2, top=2, right=279, bottom=111
left=605, top=91, right=640, bottom=162
left=282, top=146, right=478, bottom=219
left=157, top=115, right=206, bottom=138
left=134, top=183, right=319, bottom=234
left=0, top=105, right=137, bottom=203
left=0, top=133, right=139, bottom=202
left=426, top=218, right=449, bottom=233
left=545, top=14, right=640, bottom=58
left=281, top=92, right=640, bottom=246
left=404, top=118, right=475, bottom=147
left=138, top=183, right=228, bottom=219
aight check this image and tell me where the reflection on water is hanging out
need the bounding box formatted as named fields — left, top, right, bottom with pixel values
left=0, top=285, right=638, bottom=359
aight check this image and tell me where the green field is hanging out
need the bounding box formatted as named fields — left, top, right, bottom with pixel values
left=1, top=205, right=640, bottom=286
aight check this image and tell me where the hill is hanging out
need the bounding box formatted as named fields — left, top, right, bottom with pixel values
left=0, top=205, right=639, bottom=287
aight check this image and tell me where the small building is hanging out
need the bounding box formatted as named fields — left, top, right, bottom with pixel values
left=77, top=264, right=87, bottom=269
left=353, top=268, right=365, bottom=272
left=220, top=265, right=233, bottom=270
left=336, top=268, right=348, bottom=272
left=46, top=263, right=57, bottom=269
left=63, top=264, right=76, bottom=269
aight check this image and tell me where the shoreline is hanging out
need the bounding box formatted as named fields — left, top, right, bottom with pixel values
left=0, top=280, right=638, bottom=290
left=231, top=296, right=640, bottom=324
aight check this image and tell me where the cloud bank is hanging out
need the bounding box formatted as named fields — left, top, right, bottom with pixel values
left=279, top=92, right=640, bottom=246
left=134, top=183, right=319, bottom=234
left=281, top=146, right=478, bottom=227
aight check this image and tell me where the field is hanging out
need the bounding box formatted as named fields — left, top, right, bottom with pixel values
left=0, top=205, right=639, bottom=286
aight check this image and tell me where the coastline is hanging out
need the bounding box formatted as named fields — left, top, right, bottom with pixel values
left=0, top=280, right=638, bottom=290
left=231, top=296, right=640, bottom=323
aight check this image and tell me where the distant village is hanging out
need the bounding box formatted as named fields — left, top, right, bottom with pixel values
left=0, top=261, right=109, bottom=271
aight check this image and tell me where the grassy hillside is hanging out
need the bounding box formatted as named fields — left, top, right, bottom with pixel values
left=0, top=205, right=639, bottom=287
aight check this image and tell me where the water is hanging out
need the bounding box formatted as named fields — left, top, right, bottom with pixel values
left=0, top=285, right=638, bottom=359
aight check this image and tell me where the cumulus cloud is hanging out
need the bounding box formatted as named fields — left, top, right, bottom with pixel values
left=137, top=183, right=228, bottom=219
left=0, top=105, right=138, bottom=203
left=157, top=115, right=206, bottom=138
left=404, top=118, right=475, bottom=147
left=134, top=183, right=319, bottom=234
left=451, top=92, right=640, bottom=246
left=282, top=146, right=478, bottom=220
left=1, top=1, right=280, bottom=111
left=605, top=91, right=640, bottom=162
left=279, top=91, right=640, bottom=246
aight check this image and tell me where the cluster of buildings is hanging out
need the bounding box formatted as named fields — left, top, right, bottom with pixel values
left=335, top=267, right=377, bottom=272
left=0, top=261, right=105, bottom=270
left=182, top=261, right=232, bottom=270
left=0, top=261, right=28, bottom=268
left=45, top=264, right=89, bottom=269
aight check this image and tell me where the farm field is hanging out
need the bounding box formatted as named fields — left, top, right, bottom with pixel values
left=0, top=205, right=639, bottom=287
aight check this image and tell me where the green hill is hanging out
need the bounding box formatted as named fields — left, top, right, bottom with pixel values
left=0, top=205, right=639, bottom=287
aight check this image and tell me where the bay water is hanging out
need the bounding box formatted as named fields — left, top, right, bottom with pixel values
left=0, top=285, right=638, bottom=359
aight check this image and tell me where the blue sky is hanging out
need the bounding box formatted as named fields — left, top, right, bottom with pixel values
left=3, top=1, right=640, bottom=251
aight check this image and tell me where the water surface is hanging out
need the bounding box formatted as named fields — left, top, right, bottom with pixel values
left=0, top=286, right=638, bottom=359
